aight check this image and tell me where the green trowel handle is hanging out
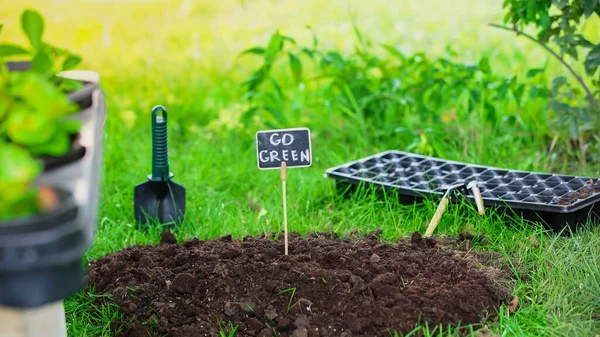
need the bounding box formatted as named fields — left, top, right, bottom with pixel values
left=150, top=105, right=174, bottom=182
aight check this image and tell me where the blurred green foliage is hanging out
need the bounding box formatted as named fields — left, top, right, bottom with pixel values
left=0, top=9, right=84, bottom=220
left=238, top=1, right=600, bottom=168
left=239, top=27, right=549, bottom=158
left=499, top=0, right=600, bottom=164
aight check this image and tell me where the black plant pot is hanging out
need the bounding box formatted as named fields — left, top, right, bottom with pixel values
left=0, top=62, right=106, bottom=308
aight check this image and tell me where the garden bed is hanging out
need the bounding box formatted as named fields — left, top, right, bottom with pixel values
left=87, top=231, right=513, bottom=337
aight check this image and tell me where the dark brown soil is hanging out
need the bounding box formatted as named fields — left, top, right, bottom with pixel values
left=557, top=179, right=600, bottom=205
left=86, top=232, right=512, bottom=337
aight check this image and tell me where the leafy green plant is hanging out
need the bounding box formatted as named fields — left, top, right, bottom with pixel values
left=1, top=71, right=82, bottom=156
left=0, top=9, right=85, bottom=221
left=0, top=9, right=83, bottom=88
left=237, top=30, right=299, bottom=128
left=492, top=0, right=600, bottom=165
left=238, top=27, right=549, bottom=157
left=0, top=142, right=43, bottom=220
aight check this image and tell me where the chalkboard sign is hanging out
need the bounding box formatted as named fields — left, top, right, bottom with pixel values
left=256, top=128, right=312, bottom=170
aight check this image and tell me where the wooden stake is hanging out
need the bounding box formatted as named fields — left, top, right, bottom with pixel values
left=281, top=161, right=288, bottom=255
left=467, top=181, right=485, bottom=216
left=472, top=185, right=485, bottom=216
left=424, top=196, right=450, bottom=238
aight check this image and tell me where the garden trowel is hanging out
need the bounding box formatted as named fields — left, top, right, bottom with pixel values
left=134, top=105, right=185, bottom=227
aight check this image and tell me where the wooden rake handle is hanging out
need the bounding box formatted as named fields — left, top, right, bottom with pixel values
left=424, top=197, right=450, bottom=238
left=471, top=185, right=485, bottom=215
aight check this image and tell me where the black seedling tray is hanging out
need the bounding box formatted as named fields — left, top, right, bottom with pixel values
left=325, top=150, right=600, bottom=231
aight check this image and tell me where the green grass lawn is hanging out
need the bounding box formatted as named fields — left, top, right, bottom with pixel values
left=3, top=0, right=600, bottom=336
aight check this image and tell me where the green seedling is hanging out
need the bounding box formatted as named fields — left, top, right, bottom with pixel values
left=264, top=321, right=273, bottom=329
left=264, top=321, right=278, bottom=336
left=276, top=287, right=297, bottom=313
left=321, top=277, right=327, bottom=285
left=219, top=327, right=238, bottom=337
left=126, top=286, right=137, bottom=299
left=217, top=317, right=238, bottom=337
left=141, top=313, right=160, bottom=331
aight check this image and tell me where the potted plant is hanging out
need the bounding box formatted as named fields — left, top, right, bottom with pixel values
left=0, top=7, right=106, bottom=332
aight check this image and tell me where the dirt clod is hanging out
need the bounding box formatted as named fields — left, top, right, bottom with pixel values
left=557, top=179, right=600, bottom=205
left=277, top=317, right=292, bottom=329
left=294, top=314, right=310, bottom=329
left=345, top=312, right=361, bottom=333
left=160, top=231, right=177, bottom=245
left=112, top=286, right=128, bottom=300
left=87, top=232, right=512, bottom=337
left=458, top=232, right=475, bottom=241
left=239, top=297, right=257, bottom=313
left=475, top=328, right=500, bottom=337
left=170, top=273, right=195, bottom=294
left=291, top=328, right=308, bottom=337
left=246, top=317, right=263, bottom=333
left=410, top=231, right=422, bottom=243
left=258, top=329, right=273, bottom=337
left=508, top=296, right=519, bottom=313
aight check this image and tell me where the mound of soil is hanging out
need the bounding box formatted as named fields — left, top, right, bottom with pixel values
left=86, top=232, right=512, bottom=337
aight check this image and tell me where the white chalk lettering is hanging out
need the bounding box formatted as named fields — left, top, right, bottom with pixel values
left=282, top=150, right=289, bottom=161
left=282, top=133, right=294, bottom=145
left=269, top=133, right=294, bottom=146
left=269, top=133, right=280, bottom=146
left=301, top=149, right=309, bottom=162
left=269, top=150, right=280, bottom=162
left=291, top=150, right=298, bottom=161
left=259, top=150, right=269, bottom=162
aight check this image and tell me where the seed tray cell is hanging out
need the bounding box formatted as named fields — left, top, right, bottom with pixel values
left=325, top=150, right=600, bottom=231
